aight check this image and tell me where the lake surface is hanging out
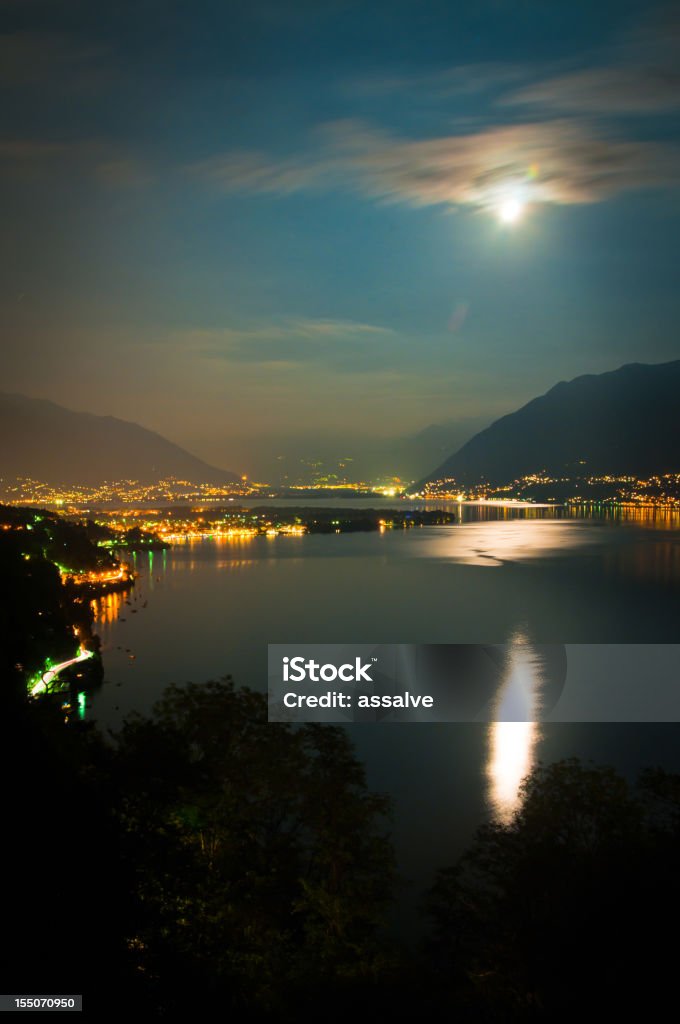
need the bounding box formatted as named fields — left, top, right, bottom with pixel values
left=89, top=507, right=680, bottom=931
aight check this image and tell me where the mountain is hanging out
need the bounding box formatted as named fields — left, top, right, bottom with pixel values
left=378, top=419, right=492, bottom=482
left=0, top=394, right=239, bottom=486
left=417, top=360, right=680, bottom=489
left=215, top=418, right=490, bottom=485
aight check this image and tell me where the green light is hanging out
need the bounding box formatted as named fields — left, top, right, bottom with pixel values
left=27, top=671, right=44, bottom=696
left=77, top=692, right=87, bottom=721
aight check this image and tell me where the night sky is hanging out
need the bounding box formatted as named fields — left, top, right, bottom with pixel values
left=2, top=0, right=679, bottom=472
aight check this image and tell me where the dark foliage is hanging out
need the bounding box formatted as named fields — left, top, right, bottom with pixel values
left=4, top=680, right=397, bottom=1019
left=425, top=758, right=680, bottom=1019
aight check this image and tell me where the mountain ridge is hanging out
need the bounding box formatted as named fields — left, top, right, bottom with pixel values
left=0, top=393, right=239, bottom=486
left=416, top=360, right=680, bottom=490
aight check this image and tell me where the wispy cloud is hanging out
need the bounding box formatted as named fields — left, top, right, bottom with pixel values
left=190, top=5, right=680, bottom=215
left=165, top=317, right=396, bottom=367
left=502, top=8, right=680, bottom=117
left=190, top=118, right=680, bottom=212
left=192, top=150, right=332, bottom=195
left=345, top=6, right=680, bottom=118
left=344, top=62, right=529, bottom=100
left=504, top=66, right=680, bottom=115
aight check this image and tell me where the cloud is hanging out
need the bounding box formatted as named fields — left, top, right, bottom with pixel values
left=344, top=62, right=529, bottom=100
left=343, top=6, right=680, bottom=119
left=166, top=317, right=396, bottom=368
left=190, top=118, right=680, bottom=212
left=503, top=64, right=680, bottom=116
left=187, top=5, right=680, bottom=215
left=501, top=5, right=680, bottom=115
left=192, top=150, right=333, bottom=195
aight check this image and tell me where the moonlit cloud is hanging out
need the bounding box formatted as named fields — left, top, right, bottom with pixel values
left=166, top=318, right=396, bottom=367
left=190, top=5, right=680, bottom=215
left=190, top=119, right=680, bottom=212
left=497, top=6, right=680, bottom=115
left=347, top=7, right=680, bottom=118
left=344, top=62, right=529, bottom=100
left=505, top=67, right=680, bottom=114
left=190, top=151, right=334, bottom=195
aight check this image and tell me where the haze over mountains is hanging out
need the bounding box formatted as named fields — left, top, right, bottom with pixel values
left=0, top=394, right=238, bottom=486
left=3, top=361, right=678, bottom=493
left=0, top=392, right=489, bottom=489
left=419, top=361, right=680, bottom=489
left=227, top=418, right=491, bottom=485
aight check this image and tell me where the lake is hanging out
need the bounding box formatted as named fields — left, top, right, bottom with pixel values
left=89, top=505, right=680, bottom=931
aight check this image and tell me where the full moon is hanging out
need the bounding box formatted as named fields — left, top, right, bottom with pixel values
left=498, top=198, right=523, bottom=224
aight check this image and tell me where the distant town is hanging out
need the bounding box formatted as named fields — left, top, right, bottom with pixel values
left=419, top=471, right=680, bottom=506
left=0, top=473, right=404, bottom=507
left=2, top=468, right=680, bottom=510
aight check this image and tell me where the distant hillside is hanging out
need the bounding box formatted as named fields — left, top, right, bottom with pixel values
left=217, top=417, right=490, bottom=484
left=0, top=394, right=239, bottom=486
left=417, top=361, right=680, bottom=489
left=380, top=419, right=491, bottom=481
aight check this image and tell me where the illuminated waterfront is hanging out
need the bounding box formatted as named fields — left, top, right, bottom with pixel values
left=3, top=469, right=680, bottom=512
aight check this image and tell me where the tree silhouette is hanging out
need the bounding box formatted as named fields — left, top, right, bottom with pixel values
left=426, top=758, right=680, bottom=1019
left=111, top=680, right=396, bottom=1015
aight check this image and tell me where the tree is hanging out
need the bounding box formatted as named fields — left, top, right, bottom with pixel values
left=112, top=679, right=396, bottom=1016
left=426, top=758, right=680, bottom=1020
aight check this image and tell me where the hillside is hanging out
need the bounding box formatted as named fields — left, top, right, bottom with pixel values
left=417, top=361, right=680, bottom=489
left=0, top=394, right=238, bottom=486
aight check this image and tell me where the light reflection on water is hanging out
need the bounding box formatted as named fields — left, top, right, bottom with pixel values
left=486, top=721, right=539, bottom=824
left=486, top=638, right=544, bottom=823
left=602, top=539, right=680, bottom=586
left=92, top=587, right=129, bottom=625
left=425, top=501, right=680, bottom=531
left=409, top=514, right=680, bottom=586
left=413, top=519, right=607, bottom=566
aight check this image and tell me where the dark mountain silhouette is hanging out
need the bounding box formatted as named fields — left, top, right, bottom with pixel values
left=417, top=360, right=680, bottom=488
left=0, top=394, right=239, bottom=486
